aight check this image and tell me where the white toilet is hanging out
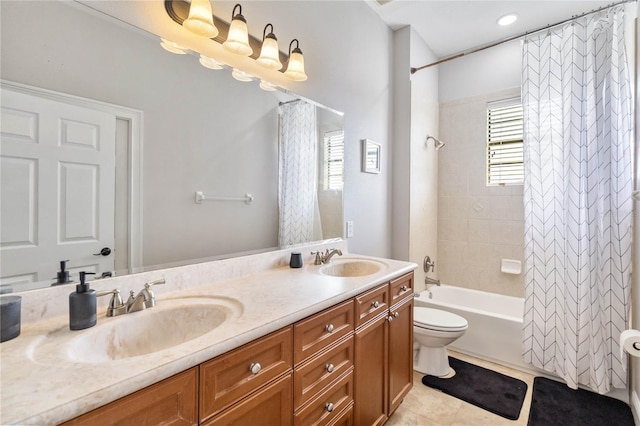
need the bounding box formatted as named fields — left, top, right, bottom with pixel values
left=413, top=307, right=468, bottom=377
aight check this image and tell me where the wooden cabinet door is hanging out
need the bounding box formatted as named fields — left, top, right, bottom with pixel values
left=354, top=314, right=388, bottom=426
left=388, top=296, right=414, bottom=415
left=203, top=374, right=292, bottom=426
left=62, top=368, right=198, bottom=426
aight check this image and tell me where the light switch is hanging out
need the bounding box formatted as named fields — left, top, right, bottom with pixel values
left=346, top=221, right=354, bottom=238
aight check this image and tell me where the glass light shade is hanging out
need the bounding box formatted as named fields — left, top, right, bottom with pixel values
left=223, top=18, right=253, bottom=56
left=257, top=36, right=282, bottom=70
left=160, top=38, right=189, bottom=55
left=183, top=0, right=218, bottom=38
left=259, top=80, right=277, bottom=91
left=231, top=68, right=253, bottom=82
left=199, top=54, right=224, bottom=70
left=284, top=51, right=308, bottom=81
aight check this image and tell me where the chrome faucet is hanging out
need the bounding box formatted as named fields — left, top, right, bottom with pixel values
left=311, top=248, right=343, bottom=265
left=425, top=276, right=440, bottom=286
left=126, top=290, right=146, bottom=313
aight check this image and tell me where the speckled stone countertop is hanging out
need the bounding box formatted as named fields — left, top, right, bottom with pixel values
left=0, top=242, right=416, bottom=425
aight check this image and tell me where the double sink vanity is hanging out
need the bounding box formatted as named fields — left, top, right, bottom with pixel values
left=0, top=242, right=417, bottom=425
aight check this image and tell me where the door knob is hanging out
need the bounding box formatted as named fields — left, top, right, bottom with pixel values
left=93, top=247, right=112, bottom=256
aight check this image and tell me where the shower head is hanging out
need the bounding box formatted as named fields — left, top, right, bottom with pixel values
left=426, top=135, right=445, bottom=150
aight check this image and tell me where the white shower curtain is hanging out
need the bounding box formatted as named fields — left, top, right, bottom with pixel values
left=521, top=6, right=633, bottom=393
left=278, top=101, right=320, bottom=246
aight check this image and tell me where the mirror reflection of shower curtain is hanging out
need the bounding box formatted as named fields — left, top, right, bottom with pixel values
left=278, top=101, right=323, bottom=246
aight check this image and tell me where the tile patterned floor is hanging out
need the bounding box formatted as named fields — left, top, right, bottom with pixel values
left=387, top=351, right=535, bottom=426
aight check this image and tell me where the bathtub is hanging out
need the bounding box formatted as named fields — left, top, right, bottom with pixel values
left=414, top=285, right=538, bottom=374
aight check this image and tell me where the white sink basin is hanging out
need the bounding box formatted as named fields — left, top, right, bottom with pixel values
left=319, top=259, right=385, bottom=277
left=28, top=296, right=242, bottom=364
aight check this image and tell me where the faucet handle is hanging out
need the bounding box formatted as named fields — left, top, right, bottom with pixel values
left=311, top=251, right=323, bottom=265
left=142, top=278, right=165, bottom=308
left=97, top=289, right=126, bottom=317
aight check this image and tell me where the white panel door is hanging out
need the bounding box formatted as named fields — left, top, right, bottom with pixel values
left=1, top=88, right=116, bottom=290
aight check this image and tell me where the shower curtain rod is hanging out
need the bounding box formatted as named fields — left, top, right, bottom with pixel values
left=410, top=0, right=636, bottom=74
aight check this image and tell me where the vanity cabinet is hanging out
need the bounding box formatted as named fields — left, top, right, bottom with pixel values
left=354, top=272, right=414, bottom=426
left=62, top=272, right=413, bottom=426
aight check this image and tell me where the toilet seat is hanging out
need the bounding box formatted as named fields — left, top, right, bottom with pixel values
left=414, top=307, right=468, bottom=332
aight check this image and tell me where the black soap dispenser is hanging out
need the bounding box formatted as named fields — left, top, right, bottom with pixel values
left=69, top=271, right=97, bottom=330
left=53, top=260, right=73, bottom=286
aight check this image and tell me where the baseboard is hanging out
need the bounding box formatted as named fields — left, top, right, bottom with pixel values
left=631, top=391, right=640, bottom=425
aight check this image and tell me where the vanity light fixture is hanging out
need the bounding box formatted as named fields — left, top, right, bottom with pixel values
left=223, top=4, right=252, bottom=56
left=497, top=13, right=518, bottom=26
left=232, top=68, right=253, bottom=82
left=182, top=0, right=218, bottom=38
left=160, top=38, right=190, bottom=54
left=199, top=54, right=224, bottom=70
left=283, top=39, right=308, bottom=82
left=256, top=24, right=282, bottom=70
left=163, top=0, right=309, bottom=82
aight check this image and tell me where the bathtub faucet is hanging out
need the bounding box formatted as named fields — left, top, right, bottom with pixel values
left=425, top=276, right=440, bottom=286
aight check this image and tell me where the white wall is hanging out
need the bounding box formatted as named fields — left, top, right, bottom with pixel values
left=1, top=1, right=395, bottom=270
left=631, top=6, right=639, bottom=423
left=439, top=40, right=521, bottom=104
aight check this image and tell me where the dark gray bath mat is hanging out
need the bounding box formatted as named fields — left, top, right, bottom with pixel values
left=421, top=357, right=527, bottom=420
left=527, top=377, right=634, bottom=426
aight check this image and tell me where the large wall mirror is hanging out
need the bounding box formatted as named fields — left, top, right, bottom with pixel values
left=0, top=1, right=344, bottom=293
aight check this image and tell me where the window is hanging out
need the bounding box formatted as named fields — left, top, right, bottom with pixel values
left=486, top=97, right=524, bottom=186
left=324, top=130, right=344, bottom=190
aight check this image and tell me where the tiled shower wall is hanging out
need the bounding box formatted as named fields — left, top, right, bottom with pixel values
left=437, top=88, right=525, bottom=298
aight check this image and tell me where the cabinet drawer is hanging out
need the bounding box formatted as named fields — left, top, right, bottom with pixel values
left=390, top=272, right=414, bottom=307
left=200, top=327, right=293, bottom=422
left=203, top=374, right=293, bottom=426
left=294, top=335, right=354, bottom=409
left=354, top=284, right=389, bottom=328
left=294, top=370, right=353, bottom=426
left=294, top=300, right=354, bottom=365
left=329, top=403, right=354, bottom=426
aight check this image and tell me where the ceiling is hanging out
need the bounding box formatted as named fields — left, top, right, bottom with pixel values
left=366, top=0, right=618, bottom=58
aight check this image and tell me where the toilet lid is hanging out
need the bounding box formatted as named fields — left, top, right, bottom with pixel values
left=414, top=307, right=468, bottom=331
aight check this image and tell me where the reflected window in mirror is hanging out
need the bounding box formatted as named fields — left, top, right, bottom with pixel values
left=324, top=130, right=344, bottom=191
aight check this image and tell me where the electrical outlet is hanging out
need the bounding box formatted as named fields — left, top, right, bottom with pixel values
left=346, top=221, right=354, bottom=238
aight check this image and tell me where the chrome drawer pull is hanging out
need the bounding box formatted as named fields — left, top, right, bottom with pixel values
left=372, top=301, right=379, bottom=308
left=325, top=324, right=334, bottom=333
left=401, top=285, right=408, bottom=291
left=325, top=402, right=334, bottom=413
left=325, top=363, right=335, bottom=373
left=249, top=363, right=261, bottom=375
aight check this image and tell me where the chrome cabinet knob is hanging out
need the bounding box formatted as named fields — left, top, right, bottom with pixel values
left=401, top=285, right=408, bottom=291
left=372, top=301, right=379, bottom=308
left=325, top=363, right=335, bottom=373
left=393, top=311, right=400, bottom=318
left=325, top=402, right=334, bottom=413
left=387, top=315, right=394, bottom=323
left=325, top=324, right=334, bottom=333
left=249, top=363, right=261, bottom=375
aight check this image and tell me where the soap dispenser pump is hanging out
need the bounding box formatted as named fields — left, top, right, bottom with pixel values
left=69, top=271, right=97, bottom=330
left=54, top=260, right=73, bottom=286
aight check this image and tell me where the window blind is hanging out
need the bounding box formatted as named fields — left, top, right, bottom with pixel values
left=486, top=97, right=523, bottom=185
left=324, top=130, right=344, bottom=190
